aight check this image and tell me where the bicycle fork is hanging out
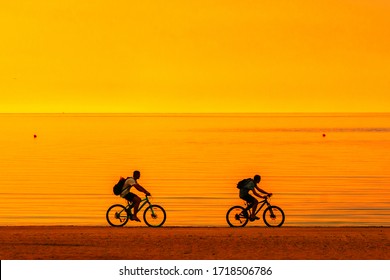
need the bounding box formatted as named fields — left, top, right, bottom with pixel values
left=147, top=203, right=159, bottom=219
left=265, top=203, right=277, bottom=220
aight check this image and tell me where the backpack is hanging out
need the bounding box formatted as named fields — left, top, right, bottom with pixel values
left=237, top=178, right=252, bottom=189
left=113, top=177, right=128, bottom=196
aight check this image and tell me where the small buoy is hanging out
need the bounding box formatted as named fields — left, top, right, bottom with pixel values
left=322, top=134, right=326, bottom=137
left=34, top=134, right=37, bottom=138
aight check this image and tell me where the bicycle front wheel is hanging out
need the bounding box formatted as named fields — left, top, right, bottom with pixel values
left=263, top=206, right=285, bottom=227
left=226, top=206, right=249, bottom=227
left=143, top=205, right=166, bottom=227
left=106, top=204, right=129, bottom=227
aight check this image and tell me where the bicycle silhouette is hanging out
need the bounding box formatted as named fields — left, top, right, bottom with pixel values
left=106, top=196, right=166, bottom=227
left=226, top=194, right=285, bottom=227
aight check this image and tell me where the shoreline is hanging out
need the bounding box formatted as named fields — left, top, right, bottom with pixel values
left=1, top=226, right=389, bottom=260
left=1, top=225, right=389, bottom=227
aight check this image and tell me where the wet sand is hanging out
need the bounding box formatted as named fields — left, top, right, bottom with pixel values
left=0, top=226, right=389, bottom=260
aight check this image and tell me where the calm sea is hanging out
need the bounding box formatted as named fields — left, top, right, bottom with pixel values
left=0, top=113, right=389, bottom=226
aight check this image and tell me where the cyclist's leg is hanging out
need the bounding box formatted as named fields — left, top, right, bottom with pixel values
left=243, top=194, right=258, bottom=220
left=131, top=194, right=142, bottom=221
left=251, top=197, right=259, bottom=220
left=124, top=193, right=138, bottom=220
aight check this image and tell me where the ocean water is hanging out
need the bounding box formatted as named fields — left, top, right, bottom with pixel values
left=0, top=113, right=389, bottom=226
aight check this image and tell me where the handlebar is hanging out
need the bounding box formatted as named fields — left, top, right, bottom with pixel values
left=261, top=193, right=272, bottom=199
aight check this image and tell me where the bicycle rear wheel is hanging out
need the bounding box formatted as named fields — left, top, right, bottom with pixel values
left=226, top=206, right=249, bottom=227
left=143, top=205, right=166, bottom=227
left=263, top=206, right=285, bottom=227
left=106, top=204, right=129, bottom=227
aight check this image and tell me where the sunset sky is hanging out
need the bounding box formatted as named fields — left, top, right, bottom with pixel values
left=1, top=1, right=389, bottom=113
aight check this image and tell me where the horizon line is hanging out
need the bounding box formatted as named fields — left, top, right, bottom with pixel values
left=1, top=111, right=390, bottom=114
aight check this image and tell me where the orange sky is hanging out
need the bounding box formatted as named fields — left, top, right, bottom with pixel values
left=1, top=1, right=389, bottom=113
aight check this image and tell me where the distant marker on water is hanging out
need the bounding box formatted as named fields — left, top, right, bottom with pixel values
left=322, top=133, right=326, bottom=137
left=34, top=134, right=37, bottom=138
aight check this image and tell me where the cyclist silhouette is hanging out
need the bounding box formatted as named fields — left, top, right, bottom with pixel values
left=120, top=170, right=151, bottom=222
left=239, top=175, right=272, bottom=221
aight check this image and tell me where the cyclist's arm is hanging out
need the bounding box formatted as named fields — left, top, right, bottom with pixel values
left=133, top=184, right=151, bottom=196
left=252, top=188, right=266, bottom=198
left=254, top=186, right=271, bottom=197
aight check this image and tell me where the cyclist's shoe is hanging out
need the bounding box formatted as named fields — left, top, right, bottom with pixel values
left=249, top=216, right=260, bottom=222
left=132, top=216, right=141, bottom=222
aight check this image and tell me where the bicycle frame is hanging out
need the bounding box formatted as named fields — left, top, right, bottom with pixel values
left=125, top=196, right=152, bottom=214
left=245, top=197, right=272, bottom=216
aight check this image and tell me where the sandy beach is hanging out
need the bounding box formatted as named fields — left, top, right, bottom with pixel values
left=0, top=226, right=389, bottom=260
